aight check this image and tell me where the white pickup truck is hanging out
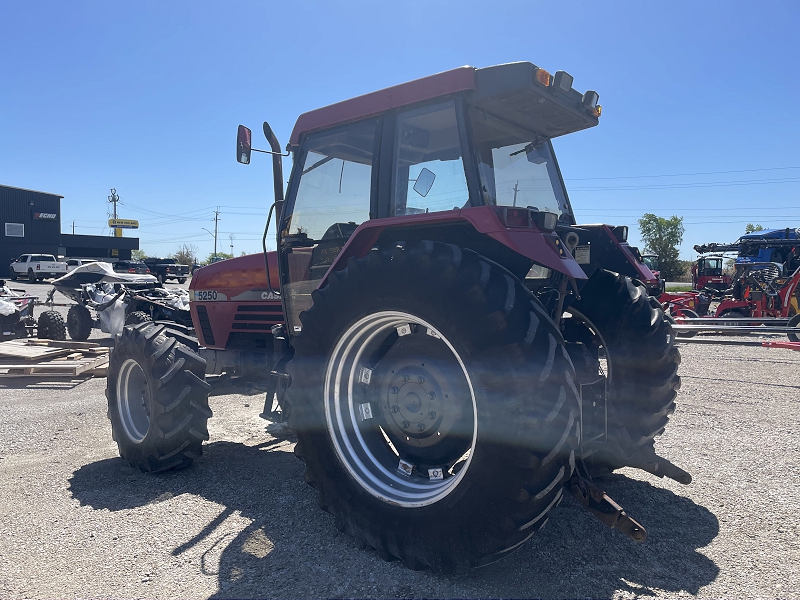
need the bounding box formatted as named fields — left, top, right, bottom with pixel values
left=9, top=254, right=68, bottom=282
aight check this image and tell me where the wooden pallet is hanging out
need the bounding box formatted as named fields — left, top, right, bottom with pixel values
left=0, top=340, right=110, bottom=378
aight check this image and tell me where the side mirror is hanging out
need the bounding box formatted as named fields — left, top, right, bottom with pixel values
left=413, top=167, right=436, bottom=197
left=237, top=125, right=252, bottom=164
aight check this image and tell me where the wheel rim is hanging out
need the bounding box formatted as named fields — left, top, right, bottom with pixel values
left=117, top=358, right=151, bottom=442
left=324, top=311, right=477, bottom=508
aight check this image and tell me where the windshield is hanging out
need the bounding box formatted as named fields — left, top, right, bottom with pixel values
left=642, top=256, right=659, bottom=270
left=470, top=108, right=573, bottom=223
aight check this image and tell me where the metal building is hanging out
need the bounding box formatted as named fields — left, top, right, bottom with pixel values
left=1, top=184, right=139, bottom=273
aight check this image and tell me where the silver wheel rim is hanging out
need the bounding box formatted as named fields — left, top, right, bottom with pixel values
left=117, top=358, right=151, bottom=443
left=324, top=311, right=477, bottom=508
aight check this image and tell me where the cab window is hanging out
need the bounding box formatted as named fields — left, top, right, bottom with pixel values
left=391, top=101, right=468, bottom=216
left=282, top=119, right=378, bottom=333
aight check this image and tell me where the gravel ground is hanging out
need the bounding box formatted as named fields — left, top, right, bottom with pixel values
left=0, top=284, right=798, bottom=598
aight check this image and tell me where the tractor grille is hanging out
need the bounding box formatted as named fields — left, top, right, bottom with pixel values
left=224, top=304, right=283, bottom=349
left=231, top=304, right=283, bottom=331
left=195, top=305, right=216, bottom=346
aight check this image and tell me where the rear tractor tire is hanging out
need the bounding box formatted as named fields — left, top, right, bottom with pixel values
left=37, top=310, right=67, bottom=341
left=67, top=304, right=94, bottom=341
left=106, top=323, right=212, bottom=472
left=285, top=241, right=579, bottom=573
left=565, top=269, right=681, bottom=474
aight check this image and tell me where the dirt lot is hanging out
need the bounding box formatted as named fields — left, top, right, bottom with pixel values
left=0, top=286, right=798, bottom=598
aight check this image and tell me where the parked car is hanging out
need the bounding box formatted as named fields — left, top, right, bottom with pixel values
left=142, top=257, right=189, bottom=283
left=9, top=254, right=68, bottom=281
left=65, top=258, right=98, bottom=272
left=113, top=260, right=151, bottom=275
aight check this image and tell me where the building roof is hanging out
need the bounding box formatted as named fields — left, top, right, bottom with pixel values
left=0, top=184, right=64, bottom=198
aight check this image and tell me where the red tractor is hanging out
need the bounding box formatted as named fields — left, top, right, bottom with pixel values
left=691, top=255, right=731, bottom=291
left=106, top=62, right=687, bottom=572
left=641, top=253, right=666, bottom=295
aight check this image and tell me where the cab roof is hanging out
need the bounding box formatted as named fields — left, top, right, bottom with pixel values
left=289, top=62, right=600, bottom=147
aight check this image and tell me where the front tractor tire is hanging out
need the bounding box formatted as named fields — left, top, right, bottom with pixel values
left=285, top=242, right=579, bottom=573
left=567, top=269, right=681, bottom=473
left=106, top=323, right=212, bottom=472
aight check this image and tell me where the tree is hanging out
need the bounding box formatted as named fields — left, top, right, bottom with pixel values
left=203, top=251, right=233, bottom=264
left=745, top=223, right=765, bottom=233
left=172, top=243, right=198, bottom=266
left=637, top=213, right=685, bottom=280
left=131, top=249, right=147, bottom=261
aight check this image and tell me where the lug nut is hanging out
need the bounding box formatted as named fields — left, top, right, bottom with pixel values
left=401, top=420, right=410, bottom=429
left=390, top=386, right=399, bottom=395
left=428, top=411, right=436, bottom=420
left=390, top=405, right=399, bottom=413
left=428, top=391, right=436, bottom=400
left=417, top=376, right=425, bottom=384
left=417, top=423, right=425, bottom=432
left=402, top=374, right=410, bottom=382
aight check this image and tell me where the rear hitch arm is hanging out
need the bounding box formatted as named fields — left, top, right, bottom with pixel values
left=567, top=474, right=647, bottom=542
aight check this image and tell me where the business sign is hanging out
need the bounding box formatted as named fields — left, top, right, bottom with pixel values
left=33, top=212, right=58, bottom=220
left=108, top=219, right=139, bottom=229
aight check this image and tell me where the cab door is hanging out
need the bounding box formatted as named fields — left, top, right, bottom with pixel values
left=279, top=119, right=380, bottom=334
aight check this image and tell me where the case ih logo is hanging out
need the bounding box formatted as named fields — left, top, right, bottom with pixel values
left=33, top=212, right=57, bottom=220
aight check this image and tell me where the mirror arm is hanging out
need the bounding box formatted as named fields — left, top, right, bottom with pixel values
left=252, top=147, right=290, bottom=157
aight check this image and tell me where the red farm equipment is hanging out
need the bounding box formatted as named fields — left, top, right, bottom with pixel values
left=662, top=263, right=800, bottom=340
left=641, top=253, right=666, bottom=295
left=691, top=255, right=730, bottom=291
left=105, top=62, right=689, bottom=572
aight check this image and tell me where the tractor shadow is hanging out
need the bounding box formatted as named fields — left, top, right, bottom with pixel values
left=69, top=441, right=719, bottom=599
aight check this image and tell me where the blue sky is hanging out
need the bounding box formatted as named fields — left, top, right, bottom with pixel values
left=1, top=0, right=799, bottom=260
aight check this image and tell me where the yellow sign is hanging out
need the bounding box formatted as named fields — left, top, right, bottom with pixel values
left=108, top=218, right=139, bottom=229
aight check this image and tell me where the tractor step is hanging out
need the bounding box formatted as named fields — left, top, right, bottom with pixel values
left=567, top=474, right=647, bottom=542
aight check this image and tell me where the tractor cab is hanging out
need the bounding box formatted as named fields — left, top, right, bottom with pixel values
left=239, top=62, right=651, bottom=335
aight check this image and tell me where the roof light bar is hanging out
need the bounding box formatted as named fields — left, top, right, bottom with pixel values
left=534, top=68, right=552, bottom=87
left=553, top=71, right=573, bottom=92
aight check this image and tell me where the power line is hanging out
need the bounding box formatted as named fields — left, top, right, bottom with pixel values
left=565, top=165, right=800, bottom=181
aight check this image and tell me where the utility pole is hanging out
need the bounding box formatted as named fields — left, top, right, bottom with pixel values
left=512, top=181, right=519, bottom=207
left=229, top=233, right=235, bottom=256
left=213, top=207, right=220, bottom=257
left=108, top=189, right=121, bottom=237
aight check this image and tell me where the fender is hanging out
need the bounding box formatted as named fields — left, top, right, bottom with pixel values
left=317, top=206, right=587, bottom=289
left=569, top=224, right=657, bottom=286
